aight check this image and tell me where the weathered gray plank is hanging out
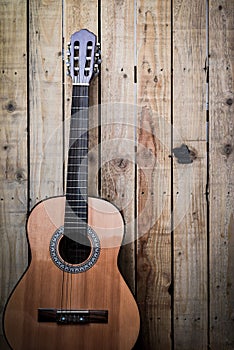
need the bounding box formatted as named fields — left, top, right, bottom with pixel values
left=173, top=0, right=208, bottom=349
left=100, top=0, right=136, bottom=293
left=209, top=1, right=234, bottom=348
left=0, top=0, right=28, bottom=347
left=136, top=1, right=172, bottom=348
left=29, top=0, right=63, bottom=206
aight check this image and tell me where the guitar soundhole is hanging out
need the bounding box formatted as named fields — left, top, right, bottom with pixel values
left=50, top=226, right=100, bottom=273
left=58, top=235, right=91, bottom=265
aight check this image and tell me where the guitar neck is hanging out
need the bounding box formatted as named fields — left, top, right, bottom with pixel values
left=64, top=85, right=89, bottom=241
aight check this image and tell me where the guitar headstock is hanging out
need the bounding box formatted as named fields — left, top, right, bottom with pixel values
left=66, top=29, right=101, bottom=85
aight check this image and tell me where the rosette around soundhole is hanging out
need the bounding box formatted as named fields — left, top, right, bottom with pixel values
left=50, top=226, right=100, bottom=273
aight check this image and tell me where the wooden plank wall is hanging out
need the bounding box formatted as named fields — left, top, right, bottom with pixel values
left=0, top=1, right=28, bottom=349
left=0, top=1, right=233, bottom=349
left=173, top=1, right=208, bottom=348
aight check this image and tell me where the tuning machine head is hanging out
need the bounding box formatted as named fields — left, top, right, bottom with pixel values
left=65, top=43, right=71, bottom=76
left=93, top=42, right=101, bottom=76
left=65, top=56, right=70, bottom=75
left=95, top=42, right=101, bottom=56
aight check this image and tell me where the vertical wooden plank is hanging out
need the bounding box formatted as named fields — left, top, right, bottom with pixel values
left=63, top=0, right=99, bottom=196
left=173, top=0, right=208, bottom=349
left=0, top=1, right=27, bottom=349
left=29, top=0, right=63, bottom=207
left=209, top=1, right=234, bottom=349
left=136, top=1, right=172, bottom=349
left=100, top=0, right=136, bottom=293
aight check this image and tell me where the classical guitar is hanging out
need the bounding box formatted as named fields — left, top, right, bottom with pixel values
left=4, top=29, right=140, bottom=350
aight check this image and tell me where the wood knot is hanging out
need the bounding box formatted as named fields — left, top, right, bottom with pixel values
left=226, top=98, right=233, bottom=106
left=3, top=144, right=10, bottom=151
left=173, top=144, right=197, bottom=164
left=15, top=170, right=25, bottom=183
left=114, top=158, right=129, bottom=170
left=223, top=144, right=233, bottom=156
left=6, top=101, right=16, bottom=113
left=168, top=283, right=173, bottom=296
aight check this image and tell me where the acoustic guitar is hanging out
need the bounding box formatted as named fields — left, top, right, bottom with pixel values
left=4, top=29, right=140, bottom=350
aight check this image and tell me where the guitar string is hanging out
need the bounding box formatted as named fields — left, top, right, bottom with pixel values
left=61, top=85, right=89, bottom=312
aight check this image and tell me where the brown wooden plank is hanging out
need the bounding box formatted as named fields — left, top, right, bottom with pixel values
left=136, top=1, right=172, bottom=349
left=0, top=1, right=28, bottom=347
left=63, top=0, right=99, bottom=197
left=209, top=1, right=234, bottom=349
left=173, top=0, right=208, bottom=349
left=29, top=0, right=63, bottom=207
left=100, top=0, right=136, bottom=294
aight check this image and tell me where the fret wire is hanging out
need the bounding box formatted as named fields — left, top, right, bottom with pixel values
left=69, top=163, right=88, bottom=167
left=65, top=198, right=87, bottom=201
left=64, top=225, right=87, bottom=227
left=66, top=186, right=88, bottom=189
left=68, top=148, right=88, bottom=150
left=70, top=135, right=88, bottom=141
left=64, top=216, right=87, bottom=217
left=65, top=85, right=89, bottom=226
left=66, top=195, right=86, bottom=198
left=70, top=118, right=88, bottom=121
left=65, top=205, right=87, bottom=208
left=65, top=203, right=87, bottom=206
left=66, top=198, right=87, bottom=201
left=67, top=195, right=88, bottom=198
left=67, top=172, right=88, bottom=175
left=65, top=219, right=87, bottom=221
left=71, top=107, right=88, bottom=109
left=67, top=156, right=88, bottom=159
left=72, top=95, right=89, bottom=98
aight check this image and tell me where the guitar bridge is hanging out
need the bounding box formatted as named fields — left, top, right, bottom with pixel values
left=38, top=308, right=108, bottom=324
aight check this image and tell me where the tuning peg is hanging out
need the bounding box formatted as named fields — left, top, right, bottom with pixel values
left=94, top=69, right=99, bottom=77
left=66, top=69, right=70, bottom=76
left=67, top=42, right=71, bottom=47
left=66, top=60, right=70, bottom=67
left=66, top=50, right=71, bottom=56
left=95, top=43, right=101, bottom=54
left=95, top=56, right=102, bottom=65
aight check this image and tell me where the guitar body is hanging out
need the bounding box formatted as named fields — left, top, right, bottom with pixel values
left=4, top=196, right=140, bottom=350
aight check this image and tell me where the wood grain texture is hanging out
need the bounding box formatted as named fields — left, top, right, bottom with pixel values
left=136, top=1, right=172, bottom=349
left=173, top=0, right=208, bottom=349
left=4, top=196, right=140, bottom=350
left=209, top=1, right=234, bottom=348
left=100, top=0, right=136, bottom=293
left=29, top=0, right=63, bottom=207
left=64, top=0, right=99, bottom=196
left=1, top=1, right=234, bottom=349
left=0, top=0, right=28, bottom=347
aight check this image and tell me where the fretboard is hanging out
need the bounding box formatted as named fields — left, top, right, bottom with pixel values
left=64, top=85, right=89, bottom=243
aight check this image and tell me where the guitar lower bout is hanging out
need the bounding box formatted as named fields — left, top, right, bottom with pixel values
left=4, top=196, right=140, bottom=350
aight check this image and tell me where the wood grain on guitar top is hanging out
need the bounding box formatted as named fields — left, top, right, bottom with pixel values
left=4, top=196, right=140, bottom=350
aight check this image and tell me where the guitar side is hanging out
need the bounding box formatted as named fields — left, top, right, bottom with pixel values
left=4, top=196, right=140, bottom=350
